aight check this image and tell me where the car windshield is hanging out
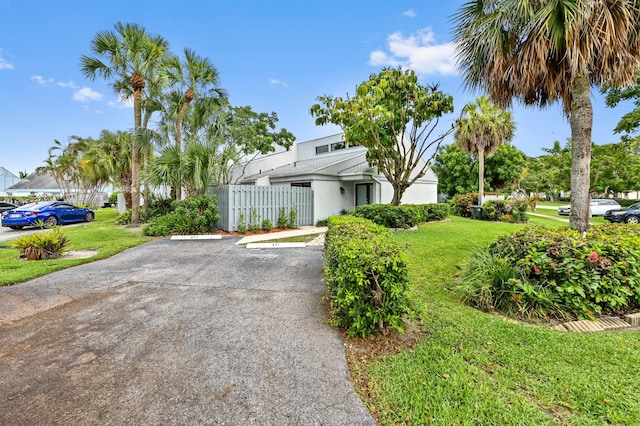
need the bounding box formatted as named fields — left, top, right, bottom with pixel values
left=625, top=202, right=640, bottom=210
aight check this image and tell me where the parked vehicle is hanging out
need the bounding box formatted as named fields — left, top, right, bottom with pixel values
left=1, top=201, right=94, bottom=230
left=557, top=199, right=621, bottom=216
left=604, top=202, right=640, bottom=224
left=0, top=202, right=16, bottom=213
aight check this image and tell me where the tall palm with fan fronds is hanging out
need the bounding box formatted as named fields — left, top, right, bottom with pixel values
left=455, top=96, right=515, bottom=205
left=453, top=0, right=640, bottom=231
left=80, top=22, right=170, bottom=225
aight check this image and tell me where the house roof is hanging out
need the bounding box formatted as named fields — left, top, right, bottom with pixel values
left=241, top=147, right=369, bottom=182
left=6, top=172, right=60, bottom=192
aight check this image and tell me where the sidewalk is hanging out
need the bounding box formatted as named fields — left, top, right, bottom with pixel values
left=237, top=225, right=327, bottom=245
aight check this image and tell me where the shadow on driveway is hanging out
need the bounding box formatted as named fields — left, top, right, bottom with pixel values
left=0, top=238, right=375, bottom=425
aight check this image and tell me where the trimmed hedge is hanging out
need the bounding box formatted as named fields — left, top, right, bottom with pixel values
left=351, top=203, right=449, bottom=228
left=143, top=195, right=221, bottom=236
left=324, top=216, right=412, bottom=337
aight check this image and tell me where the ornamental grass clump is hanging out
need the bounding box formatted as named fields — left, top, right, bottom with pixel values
left=456, top=224, right=640, bottom=320
left=11, top=226, right=69, bottom=260
left=324, top=215, right=412, bottom=337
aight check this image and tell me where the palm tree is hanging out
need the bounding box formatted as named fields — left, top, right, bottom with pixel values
left=455, top=96, right=515, bottom=205
left=80, top=22, right=170, bottom=225
left=163, top=48, right=227, bottom=199
left=89, top=130, right=133, bottom=209
left=453, top=0, right=640, bottom=232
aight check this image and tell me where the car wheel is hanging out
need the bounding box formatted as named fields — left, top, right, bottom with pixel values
left=44, top=216, right=58, bottom=227
left=85, top=211, right=95, bottom=222
left=9, top=226, right=23, bottom=230
left=625, top=215, right=640, bottom=224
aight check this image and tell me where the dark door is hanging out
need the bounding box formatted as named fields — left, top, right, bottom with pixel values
left=355, top=183, right=372, bottom=206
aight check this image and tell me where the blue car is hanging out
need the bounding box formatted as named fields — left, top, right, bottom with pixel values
left=1, top=201, right=94, bottom=229
left=604, top=202, right=640, bottom=224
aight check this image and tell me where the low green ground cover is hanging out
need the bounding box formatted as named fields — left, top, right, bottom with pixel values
left=0, top=208, right=150, bottom=286
left=361, top=216, right=640, bottom=425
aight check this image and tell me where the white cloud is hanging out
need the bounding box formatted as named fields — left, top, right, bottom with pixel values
left=369, top=28, right=457, bottom=76
left=270, top=78, right=289, bottom=88
left=0, top=49, right=13, bottom=70
left=32, top=75, right=54, bottom=86
left=402, top=10, right=416, bottom=17
left=73, top=87, right=103, bottom=102
left=57, top=80, right=78, bottom=89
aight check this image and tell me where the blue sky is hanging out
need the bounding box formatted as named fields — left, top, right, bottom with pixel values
left=0, top=0, right=633, bottom=175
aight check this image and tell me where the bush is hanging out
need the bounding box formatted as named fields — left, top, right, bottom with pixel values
left=11, top=226, right=69, bottom=260
left=456, top=224, right=640, bottom=320
left=261, top=219, right=273, bottom=232
left=142, top=195, right=220, bottom=236
left=108, top=191, right=121, bottom=206
left=482, top=200, right=528, bottom=223
left=324, top=215, right=412, bottom=337
left=452, top=193, right=479, bottom=218
left=277, top=207, right=288, bottom=229
left=249, top=208, right=261, bottom=232
left=352, top=203, right=449, bottom=228
left=617, top=199, right=639, bottom=208
left=287, top=208, right=297, bottom=229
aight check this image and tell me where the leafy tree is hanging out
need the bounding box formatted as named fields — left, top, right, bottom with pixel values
left=591, top=140, right=640, bottom=196
left=81, top=22, right=170, bottom=225
left=455, top=96, right=515, bottom=204
left=484, top=144, right=526, bottom=192
left=432, top=143, right=477, bottom=197
left=89, top=130, right=133, bottom=209
left=163, top=48, right=227, bottom=199
left=603, top=73, right=640, bottom=136
left=310, top=67, right=455, bottom=205
left=520, top=141, right=572, bottom=201
left=453, top=0, right=640, bottom=232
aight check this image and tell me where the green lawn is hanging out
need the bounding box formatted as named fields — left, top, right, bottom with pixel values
left=0, top=208, right=151, bottom=286
left=361, top=216, right=640, bottom=425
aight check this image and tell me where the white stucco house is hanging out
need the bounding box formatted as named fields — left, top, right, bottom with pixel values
left=233, top=133, right=439, bottom=223
left=0, top=167, right=21, bottom=197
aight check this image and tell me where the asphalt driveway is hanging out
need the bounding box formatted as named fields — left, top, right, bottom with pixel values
left=0, top=238, right=375, bottom=425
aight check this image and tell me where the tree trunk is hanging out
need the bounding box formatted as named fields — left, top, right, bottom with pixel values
left=569, top=74, right=593, bottom=233
left=478, top=146, right=485, bottom=206
left=131, top=89, right=143, bottom=226
left=174, top=100, right=190, bottom=201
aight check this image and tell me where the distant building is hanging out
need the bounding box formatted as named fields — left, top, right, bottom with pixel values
left=4, top=171, right=62, bottom=198
left=0, top=167, right=21, bottom=197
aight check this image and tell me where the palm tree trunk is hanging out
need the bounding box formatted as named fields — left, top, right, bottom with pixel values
left=569, top=74, right=592, bottom=233
left=131, top=90, right=143, bottom=225
left=174, top=101, right=190, bottom=201
left=478, top=146, right=485, bottom=206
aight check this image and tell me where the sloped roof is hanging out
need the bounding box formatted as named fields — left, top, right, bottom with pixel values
left=241, top=147, right=368, bottom=182
left=6, top=172, right=60, bottom=191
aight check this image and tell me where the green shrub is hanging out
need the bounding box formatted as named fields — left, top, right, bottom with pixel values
left=142, top=195, right=220, bottom=236
left=261, top=219, right=273, bottom=232
left=352, top=203, right=449, bottom=228
left=482, top=200, right=528, bottom=223
left=324, top=215, right=412, bottom=337
left=237, top=212, right=247, bottom=234
left=316, top=218, right=328, bottom=226
left=617, top=199, right=639, bottom=207
left=456, top=224, right=640, bottom=320
left=452, top=193, right=479, bottom=218
left=277, top=207, right=288, bottom=229
left=287, top=208, right=297, bottom=229
left=249, top=207, right=261, bottom=232
left=11, top=226, right=69, bottom=260
left=108, top=191, right=121, bottom=205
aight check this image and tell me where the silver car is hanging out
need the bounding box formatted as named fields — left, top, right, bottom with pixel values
left=557, top=199, right=621, bottom=216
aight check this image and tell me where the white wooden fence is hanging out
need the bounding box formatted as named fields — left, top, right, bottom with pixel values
left=208, top=185, right=314, bottom=231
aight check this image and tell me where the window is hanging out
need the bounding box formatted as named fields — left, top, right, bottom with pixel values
left=331, top=142, right=346, bottom=151
left=291, top=182, right=311, bottom=188
left=315, top=145, right=329, bottom=154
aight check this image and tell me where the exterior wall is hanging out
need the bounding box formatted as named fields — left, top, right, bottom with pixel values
left=311, top=179, right=355, bottom=222
left=296, top=133, right=345, bottom=160
left=0, top=168, right=20, bottom=196
left=230, top=145, right=298, bottom=183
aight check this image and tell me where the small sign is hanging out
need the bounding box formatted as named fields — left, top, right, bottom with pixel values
left=170, top=235, right=223, bottom=240
left=246, top=242, right=306, bottom=249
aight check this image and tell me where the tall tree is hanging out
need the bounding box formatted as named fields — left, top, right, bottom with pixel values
left=455, top=96, right=515, bottom=205
left=81, top=22, right=170, bottom=225
left=164, top=48, right=227, bottom=199
left=453, top=0, right=640, bottom=231
left=90, top=130, right=133, bottom=209
left=310, top=67, right=455, bottom=205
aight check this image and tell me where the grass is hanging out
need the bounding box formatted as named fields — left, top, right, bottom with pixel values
left=357, top=216, right=640, bottom=425
left=0, top=208, right=151, bottom=286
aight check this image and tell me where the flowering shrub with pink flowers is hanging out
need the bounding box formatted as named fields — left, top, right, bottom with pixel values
left=455, top=224, right=640, bottom=320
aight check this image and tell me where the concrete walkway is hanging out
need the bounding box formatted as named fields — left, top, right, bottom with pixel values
left=0, top=238, right=374, bottom=425
left=237, top=226, right=327, bottom=245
